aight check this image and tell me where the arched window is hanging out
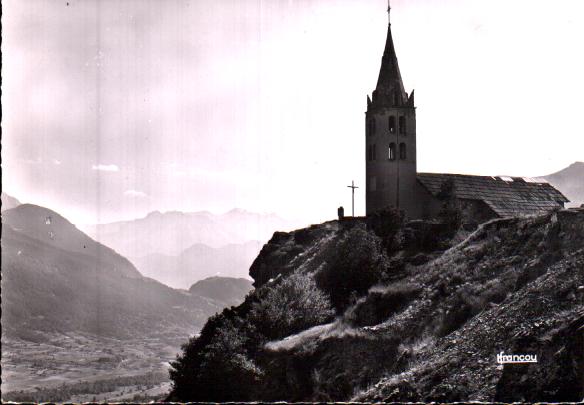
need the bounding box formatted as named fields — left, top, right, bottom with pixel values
left=373, top=144, right=377, bottom=160
left=399, top=143, right=407, bottom=160
left=388, top=143, right=396, bottom=161
left=368, top=118, right=376, bottom=136
left=367, top=145, right=372, bottom=161
left=389, top=116, right=396, bottom=133
left=399, top=116, right=406, bottom=134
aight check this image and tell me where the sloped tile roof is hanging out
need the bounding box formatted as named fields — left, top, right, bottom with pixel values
left=417, top=173, right=569, bottom=217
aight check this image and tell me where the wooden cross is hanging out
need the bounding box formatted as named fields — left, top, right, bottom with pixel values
left=347, top=180, right=359, bottom=217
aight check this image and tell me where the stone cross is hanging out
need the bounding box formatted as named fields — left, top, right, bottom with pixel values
left=347, top=180, right=359, bottom=217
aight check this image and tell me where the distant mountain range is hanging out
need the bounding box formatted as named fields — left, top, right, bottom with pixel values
left=81, top=209, right=302, bottom=258
left=132, top=241, right=261, bottom=289
left=541, top=161, right=584, bottom=208
left=1, top=204, right=253, bottom=342
left=79, top=208, right=304, bottom=288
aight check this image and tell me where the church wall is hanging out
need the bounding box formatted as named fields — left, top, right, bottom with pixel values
left=458, top=199, right=498, bottom=225
left=412, top=191, right=498, bottom=224
left=414, top=182, right=442, bottom=220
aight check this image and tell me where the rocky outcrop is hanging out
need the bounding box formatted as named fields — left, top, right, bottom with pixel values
left=249, top=222, right=340, bottom=288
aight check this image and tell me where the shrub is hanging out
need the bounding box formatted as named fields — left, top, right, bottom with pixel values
left=366, top=206, right=404, bottom=254
left=169, top=273, right=334, bottom=401
left=169, top=316, right=261, bottom=401
left=316, top=227, right=389, bottom=312
left=248, top=272, right=334, bottom=340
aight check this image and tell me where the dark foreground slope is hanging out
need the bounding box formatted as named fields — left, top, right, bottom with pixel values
left=169, top=209, right=584, bottom=402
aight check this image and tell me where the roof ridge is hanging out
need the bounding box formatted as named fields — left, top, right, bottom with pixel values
left=416, top=173, right=570, bottom=215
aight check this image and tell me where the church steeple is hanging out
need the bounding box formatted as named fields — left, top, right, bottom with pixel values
left=365, top=3, right=417, bottom=217
left=370, top=3, right=411, bottom=110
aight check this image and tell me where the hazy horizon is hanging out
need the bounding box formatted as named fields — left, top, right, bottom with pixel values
left=3, top=0, right=584, bottom=225
left=2, top=160, right=581, bottom=227
left=1, top=194, right=302, bottom=227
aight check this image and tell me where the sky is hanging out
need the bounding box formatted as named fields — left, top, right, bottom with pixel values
left=2, top=0, right=584, bottom=226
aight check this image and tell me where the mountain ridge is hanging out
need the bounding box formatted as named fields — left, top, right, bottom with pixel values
left=81, top=208, right=302, bottom=258
left=0, top=204, right=251, bottom=341
left=3, top=204, right=142, bottom=279
left=541, top=161, right=584, bottom=207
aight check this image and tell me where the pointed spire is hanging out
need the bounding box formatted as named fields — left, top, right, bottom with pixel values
left=370, top=2, right=408, bottom=110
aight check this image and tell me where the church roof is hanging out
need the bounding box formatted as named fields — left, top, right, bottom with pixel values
left=417, top=173, right=569, bottom=218
left=376, top=22, right=406, bottom=98
left=369, top=19, right=412, bottom=110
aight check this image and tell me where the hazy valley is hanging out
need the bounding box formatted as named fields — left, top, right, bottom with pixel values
left=0, top=199, right=255, bottom=402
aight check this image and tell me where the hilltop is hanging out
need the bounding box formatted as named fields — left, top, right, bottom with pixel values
left=168, top=208, right=584, bottom=402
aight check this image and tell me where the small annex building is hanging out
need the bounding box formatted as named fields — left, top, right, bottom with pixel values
left=416, top=173, right=569, bottom=221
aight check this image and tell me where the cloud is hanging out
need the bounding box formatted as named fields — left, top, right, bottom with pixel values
left=53, top=159, right=62, bottom=165
left=92, top=164, right=119, bottom=172
left=124, top=189, right=147, bottom=198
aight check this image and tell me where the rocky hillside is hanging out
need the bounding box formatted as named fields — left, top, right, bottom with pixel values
left=168, top=209, right=584, bottom=402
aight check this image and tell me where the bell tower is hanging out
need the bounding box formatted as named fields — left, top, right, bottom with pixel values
left=365, top=3, right=417, bottom=217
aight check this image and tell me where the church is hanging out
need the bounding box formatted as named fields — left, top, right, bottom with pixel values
left=365, top=7, right=568, bottom=221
